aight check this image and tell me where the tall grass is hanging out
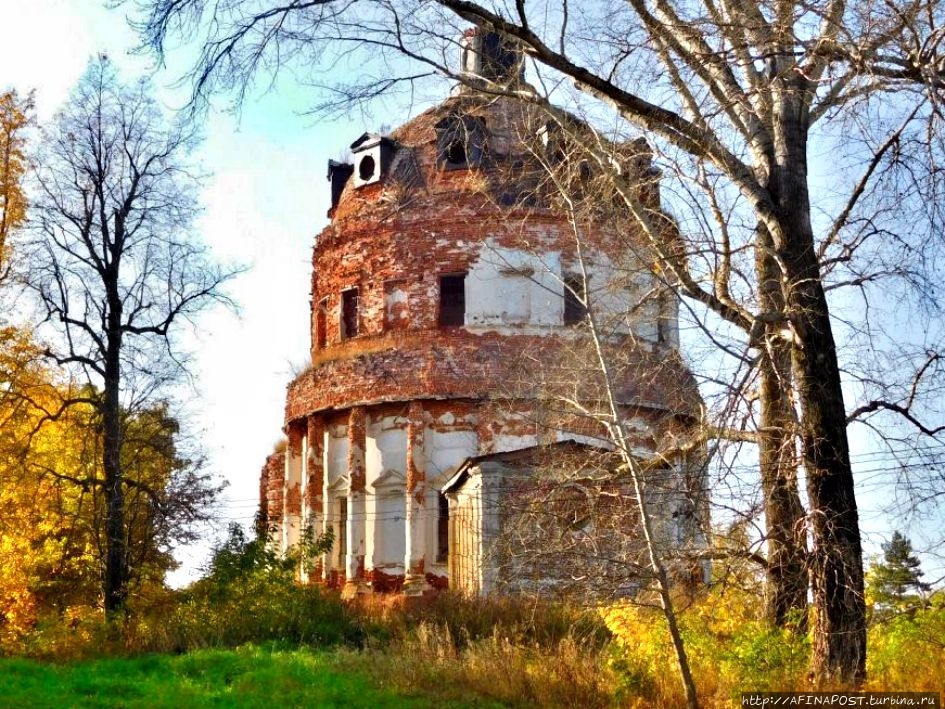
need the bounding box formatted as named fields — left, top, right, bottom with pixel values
left=340, top=595, right=617, bottom=708
left=5, top=550, right=945, bottom=709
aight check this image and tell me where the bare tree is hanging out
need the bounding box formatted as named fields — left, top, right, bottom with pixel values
left=127, top=0, right=945, bottom=684
left=20, top=57, right=233, bottom=614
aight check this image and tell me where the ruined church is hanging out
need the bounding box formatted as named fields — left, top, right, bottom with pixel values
left=259, top=29, right=704, bottom=598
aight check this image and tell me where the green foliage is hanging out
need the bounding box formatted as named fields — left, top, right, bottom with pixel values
left=867, top=531, right=931, bottom=617
left=203, top=519, right=334, bottom=589
left=866, top=592, right=945, bottom=690
left=5, top=581, right=945, bottom=706
left=151, top=521, right=355, bottom=651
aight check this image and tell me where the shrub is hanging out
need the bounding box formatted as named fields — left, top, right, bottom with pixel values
left=603, top=586, right=809, bottom=706
left=131, top=522, right=363, bottom=653
left=866, top=596, right=945, bottom=690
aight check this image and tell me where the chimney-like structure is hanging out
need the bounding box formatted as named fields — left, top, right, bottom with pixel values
left=459, top=28, right=524, bottom=85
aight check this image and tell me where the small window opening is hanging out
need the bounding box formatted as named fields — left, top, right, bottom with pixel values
left=578, top=161, right=592, bottom=183
left=436, top=493, right=450, bottom=563
left=337, top=497, right=348, bottom=569
left=436, top=115, right=485, bottom=170
left=563, top=273, right=587, bottom=326
left=445, top=142, right=467, bottom=167
left=358, top=154, right=376, bottom=181
left=341, top=288, right=359, bottom=340
left=438, top=274, right=466, bottom=327
left=315, top=298, right=328, bottom=349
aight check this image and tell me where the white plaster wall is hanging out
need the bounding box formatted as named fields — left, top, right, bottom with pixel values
left=563, top=256, right=663, bottom=343
left=424, top=424, right=478, bottom=564
left=466, top=242, right=562, bottom=328
left=284, top=445, right=303, bottom=549
left=372, top=491, right=406, bottom=570
left=462, top=241, right=667, bottom=344
left=324, top=425, right=350, bottom=570
left=660, top=292, right=681, bottom=348
left=424, top=427, right=478, bottom=478
left=365, top=416, right=408, bottom=570
left=325, top=425, right=349, bottom=484
left=492, top=432, right=538, bottom=453
left=365, top=418, right=408, bottom=482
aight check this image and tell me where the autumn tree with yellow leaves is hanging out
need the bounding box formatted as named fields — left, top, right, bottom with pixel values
left=0, top=66, right=225, bottom=635
left=0, top=89, right=31, bottom=280
left=0, top=325, right=219, bottom=646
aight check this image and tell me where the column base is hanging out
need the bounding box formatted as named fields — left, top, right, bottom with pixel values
left=341, top=580, right=373, bottom=599
left=402, top=573, right=432, bottom=597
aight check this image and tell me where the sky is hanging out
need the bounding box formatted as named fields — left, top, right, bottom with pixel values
left=2, top=0, right=942, bottom=585
left=0, top=0, right=365, bottom=583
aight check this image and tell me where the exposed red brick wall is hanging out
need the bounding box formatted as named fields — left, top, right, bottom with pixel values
left=287, top=95, right=697, bottom=435
left=405, top=400, right=424, bottom=494
left=262, top=93, right=703, bottom=595
left=305, top=417, right=325, bottom=511
left=261, top=449, right=286, bottom=529
left=348, top=407, right=366, bottom=493
left=287, top=330, right=699, bottom=423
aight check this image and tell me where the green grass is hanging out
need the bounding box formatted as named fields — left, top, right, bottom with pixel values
left=0, top=645, right=504, bottom=708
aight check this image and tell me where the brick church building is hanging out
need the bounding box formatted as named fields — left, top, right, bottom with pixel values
left=259, top=29, right=704, bottom=597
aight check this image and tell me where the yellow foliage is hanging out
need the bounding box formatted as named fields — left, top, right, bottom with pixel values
left=602, top=586, right=810, bottom=707
left=0, top=329, right=106, bottom=648
left=0, top=88, right=31, bottom=272
left=864, top=597, right=945, bottom=692
left=0, top=325, right=199, bottom=651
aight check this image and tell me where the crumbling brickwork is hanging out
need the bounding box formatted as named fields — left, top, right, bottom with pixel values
left=261, top=48, right=702, bottom=596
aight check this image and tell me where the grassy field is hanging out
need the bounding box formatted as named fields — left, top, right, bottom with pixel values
left=2, top=537, right=942, bottom=709
left=0, top=645, right=504, bottom=709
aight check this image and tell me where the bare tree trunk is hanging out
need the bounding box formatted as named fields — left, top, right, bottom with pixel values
left=789, top=266, right=865, bottom=685
left=103, top=312, right=127, bottom=614
left=26, top=57, right=231, bottom=617
left=770, top=97, right=865, bottom=683
left=756, top=226, right=809, bottom=631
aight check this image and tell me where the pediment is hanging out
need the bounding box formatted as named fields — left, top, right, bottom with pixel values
left=371, top=469, right=406, bottom=492
left=328, top=475, right=350, bottom=495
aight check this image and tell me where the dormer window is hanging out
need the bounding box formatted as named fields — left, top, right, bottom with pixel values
left=435, top=115, right=486, bottom=170
left=350, top=133, right=395, bottom=187
left=358, top=155, right=376, bottom=181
